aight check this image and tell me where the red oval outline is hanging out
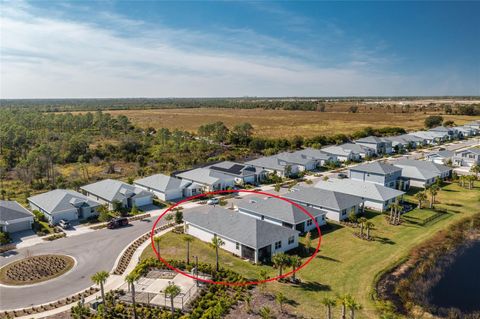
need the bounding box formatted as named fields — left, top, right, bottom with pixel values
left=150, top=189, right=322, bottom=286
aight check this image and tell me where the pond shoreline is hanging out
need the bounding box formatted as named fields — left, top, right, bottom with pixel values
left=375, top=213, right=480, bottom=318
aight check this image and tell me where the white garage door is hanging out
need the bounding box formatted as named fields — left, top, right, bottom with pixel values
left=134, top=196, right=152, bottom=207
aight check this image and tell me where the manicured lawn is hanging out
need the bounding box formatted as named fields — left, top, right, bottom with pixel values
left=141, top=183, right=479, bottom=319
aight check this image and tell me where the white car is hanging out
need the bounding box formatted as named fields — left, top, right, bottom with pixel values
left=206, top=198, right=220, bottom=205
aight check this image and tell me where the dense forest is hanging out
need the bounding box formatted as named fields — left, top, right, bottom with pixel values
left=1, top=97, right=479, bottom=115
left=0, top=109, right=407, bottom=200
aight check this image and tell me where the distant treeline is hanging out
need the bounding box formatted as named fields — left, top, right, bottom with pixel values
left=1, top=97, right=479, bottom=113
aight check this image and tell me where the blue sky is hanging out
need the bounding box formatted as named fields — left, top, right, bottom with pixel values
left=1, top=0, right=479, bottom=98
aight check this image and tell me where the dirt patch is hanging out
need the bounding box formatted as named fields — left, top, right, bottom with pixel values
left=0, top=255, right=75, bottom=285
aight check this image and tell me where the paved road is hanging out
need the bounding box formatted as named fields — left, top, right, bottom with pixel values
left=1, top=137, right=477, bottom=310
left=0, top=217, right=164, bottom=310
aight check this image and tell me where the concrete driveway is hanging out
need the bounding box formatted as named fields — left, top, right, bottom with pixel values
left=0, top=217, right=167, bottom=310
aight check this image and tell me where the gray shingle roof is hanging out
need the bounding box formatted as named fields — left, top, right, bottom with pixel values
left=81, top=179, right=151, bottom=202
left=315, top=179, right=404, bottom=202
left=340, top=143, right=375, bottom=154
left=245, top=156, right=288, bottom=172
left=134, top=174, right=191, bottom=193
left=207, top=161, right=260, bottom=177
left=28, top=189, right=100, bottom=214
left=0, top=201, right=34, bottom=222
left=394, top=159, right=452, bottom=180
left=176, top=168, right=235, bottom=186
left=321, top=146, right=353, bottom=157
left=184, top=206, right=298, bottom=249
left=275, top=152, right=316, bottom=166
left=349, top=162, right=402, bottom=175
left=293, top=148, right=334, bottom=161
left=427, top=150, right=454, bottom=158
left=238, top=196, right=326, bottom=224
left=283, top=186, right=363, bottom=211
left=356, top=136, right=384, bottom=144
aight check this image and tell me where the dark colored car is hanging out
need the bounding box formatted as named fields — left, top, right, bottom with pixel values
left=107, top=217, right=129, bottom=229
left=337, top=173, right=348, bottom=179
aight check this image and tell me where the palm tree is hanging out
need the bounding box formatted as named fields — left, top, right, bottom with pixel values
left=471, top=164, right=480, bottom=179
left=358, top=217, right=367, bottom=238
left=389, top=200, right=402, bottom=225
left=125, top=273, right=140, bottom=319
left=91, top=271, right=109, bottom=307
left=428, top=185, right=439, bottom=208
left=288, top=255, right=302, bottom=282
left=365, top=221, right=374, bottom=240
left=272, top=252, right=288, bottom=278
left=337, top=294, right=351, bottom=319
left=259, top=269, right=268, bottom=293
left=275, top=292, right=287, bottom=313
left=164, top=283, right=181, bottom=319
left=414, top=191, right=427, bottom=209
left=154, top=236, right=162, bottom=258
left=347, top=296, right=362, bottom=319
left=183, top=235, right=194, bottom=264
left=210, top=236, right=225, bottom=272
left=321, top=296, right=336, bottom=319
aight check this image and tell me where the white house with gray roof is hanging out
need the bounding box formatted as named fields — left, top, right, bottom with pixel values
left=237, top=196, right=326, bottom=233
left=339, top=143, right=375, bottom=159
left=293, top=148, right=338, bottom=166
left=134, top=174, right=192, bottom=201
left=245, top=156, right=300, bottom=178
left=394, top=159, right=452, bottom=188
left=81, top=179, right=153, bottom=210
left=315, top=179, right=404, bottom=212
left=206, top=161, right=265, bottom=185
left=283, top=186, right=364, bottom=222
left=184, top=206, right=299, bottom=264
left=321, top=145, right=360, bottom=162
left=456, top=126, right=478, bottom=137
left=410, top=131, right=445, bottom=145
left=175, top=168, right=235, bottom=191
left=28, top=189, right=100, bottom=224
left=1, top=201, right=34, bottom=233
left=452, top=148, right=480, bottom=167
left=425, top=150, right=455, bottom=165
left=348, top=162, right=405, bottom=189
left=355, top=136, right=393, bottom=155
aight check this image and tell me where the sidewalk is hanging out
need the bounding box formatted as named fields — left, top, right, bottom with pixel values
left=14, top=226, right=173, bottom=319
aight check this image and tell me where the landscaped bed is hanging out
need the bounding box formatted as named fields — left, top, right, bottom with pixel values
left=0, top=254, right=75, bottom=286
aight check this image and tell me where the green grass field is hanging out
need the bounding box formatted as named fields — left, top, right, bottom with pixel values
left=141, top=183, right=479, bottom=318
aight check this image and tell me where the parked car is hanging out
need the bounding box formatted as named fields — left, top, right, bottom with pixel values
left=337, top=173, right=348, bottom=179
left=58, top=219, right=71, bottom=229
left=107, top=217, right=129, bottom=229
left=206, top=198, right=220, bottom=205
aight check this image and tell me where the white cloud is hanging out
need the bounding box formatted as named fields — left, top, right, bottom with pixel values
left=0, top=1, right=477, bottom=98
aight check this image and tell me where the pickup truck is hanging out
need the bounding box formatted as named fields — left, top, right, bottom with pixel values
left=107, top=217, right=129, bottom=229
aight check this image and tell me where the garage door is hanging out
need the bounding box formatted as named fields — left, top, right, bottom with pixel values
left=6, top=220, right=32, bottom=233
left=134, top=196, right=152, bottom=207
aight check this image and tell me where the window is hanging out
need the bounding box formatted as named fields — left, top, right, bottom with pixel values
left=288, top=236, right=295, bottom=245
left=236, top=242, right=240, bottom=250
left=307, top=219, right=313, bottom=226
left=275, top=241, right=282, bottom=249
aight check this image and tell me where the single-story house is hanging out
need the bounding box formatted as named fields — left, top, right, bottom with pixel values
left=207, top=161, right=265, bottom=185
left=245, top=156, right=300, bottom=178
left=465, top=120, right=480, bottom=130
left=394, top=159, right=452, bottom=188
left=321, top=146, right=360, bottom=162
left=283, top=186, right=364, bottom=222
left=28, top=189, right=100, bottom=224
left=175, top=168, right=236, bottom=191
left=315, top=179, right=405, bottom=212
left=81, top=179, right=153, bottom=210
left=184, top=206, right=299, bottom=264
left=134, top=174, right=192, bottom=201
left=274, top=152, right=318, bottom=171
left=293, top=148, right=338, bottom=166
left=0, top=200, right=34, bottom=233
left=452, top=148, right=480, bottom=167
left=348, top=162, right=406, bottom=189
left=340, top=143, right=376, bottom=159
left=409, top=131, right=444, bottom=145
left=402, top=134, right=427, bottom=148
left=429, top=126, right=462, bottom=140
left=456, top=126, right=478, bottom=137
left=237, top=196, right=327, bottom=233
left=425, top=150, right=454, bottom=165
left=355, top=136, right=393, bottom=155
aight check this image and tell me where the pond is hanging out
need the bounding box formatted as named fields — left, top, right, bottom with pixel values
left=430, top=240, right=480, bottom=313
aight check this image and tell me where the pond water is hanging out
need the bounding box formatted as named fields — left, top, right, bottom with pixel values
left=430, top=240, right=480, bottom=313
